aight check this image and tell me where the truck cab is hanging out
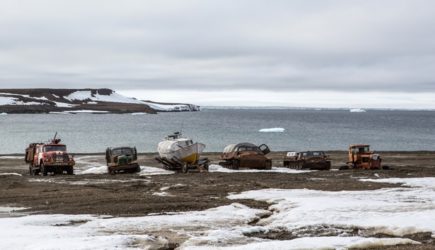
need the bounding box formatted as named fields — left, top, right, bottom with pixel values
left=105, top=147, right=140, bottom=174
left=348, top=144, right=382, bottom=169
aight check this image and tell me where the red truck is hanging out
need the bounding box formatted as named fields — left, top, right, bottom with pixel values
left=25, top=134, right=75, bottom=176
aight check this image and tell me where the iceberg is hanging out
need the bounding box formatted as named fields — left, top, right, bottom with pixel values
left=259, top=127, right=285, bottom=133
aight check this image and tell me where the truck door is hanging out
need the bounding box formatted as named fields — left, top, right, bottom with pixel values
left=259, top=144, right=271, bottom=155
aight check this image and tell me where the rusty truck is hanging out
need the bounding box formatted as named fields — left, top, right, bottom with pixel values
left=344, top=144, right=382, bottom=170
left=219, top=143, right=272, bottom=170
left=25, top=134, right=75, bottom=176
left=283, top=151, right=331, bottom=170
left=105, top=146, right=141, bottom=174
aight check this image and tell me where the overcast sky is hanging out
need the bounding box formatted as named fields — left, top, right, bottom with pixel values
left=1, top=0, right=435, bottom=108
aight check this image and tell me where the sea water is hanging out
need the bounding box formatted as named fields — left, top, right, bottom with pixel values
left=0, top=109, right=434, bottom=154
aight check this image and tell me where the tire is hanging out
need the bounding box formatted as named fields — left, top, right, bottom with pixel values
left=41, top=164, right=48, bottom=176
left=134, top=165, right=141, bottom=173
left=232, top=160, right=240, bottom=170
left=182, top=164, right=189, bottom=173
left=67, top=166, right=74, bottom=175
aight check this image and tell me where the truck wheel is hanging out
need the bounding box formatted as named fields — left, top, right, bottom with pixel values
left=67, top=166, right=74, bottom=175
left=41, top=164, right=48, bottom=176
left=134, top=165, right=141, bottom=173
left=232, top=160, right=240, bottom=170
left=182, top=164, right=189, bottom=173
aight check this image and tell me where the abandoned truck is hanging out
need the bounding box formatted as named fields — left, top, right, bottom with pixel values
left=283, top=151, right=331, bottom=170
left=25, top=136, right=75, bottom=176
left=155, top=132, right=209, bottom=173
left=219, top=143, right=272, bottom=170
left=105, top=147, right=140, bottom=174
left=343, top=144, right=383, bottom=170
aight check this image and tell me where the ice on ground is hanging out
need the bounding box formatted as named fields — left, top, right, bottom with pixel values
left=79, top=165, right=107, bottom=175
left=258, top=127, right=285, bottom=132
left=139, top=166, right=174, bottom=176
left=152, top=191, right=173, bottom=197
left=228, top=177, right=435, bottom=238
left=0, top=112, right=7, bottom=115
left=131, top=112, right=147, bottom=115
left=360, top=177, right=435, bottom=189
left=350, top=108, right=367, bottom=113
left=185, top=236, right=419, bottom=250
left=208, top=164, right=312, bottom=174
left=0, top=204, right=266, bottom=250
left=0, top=173, right=22, bottom=176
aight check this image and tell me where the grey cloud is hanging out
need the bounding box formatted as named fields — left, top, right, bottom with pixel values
left=0, top=0, right=434, bottom=94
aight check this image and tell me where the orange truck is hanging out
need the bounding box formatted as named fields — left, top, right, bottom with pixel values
left=347, top=144, right=382, bottom=169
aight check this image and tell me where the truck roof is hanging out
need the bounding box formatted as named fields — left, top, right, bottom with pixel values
left=350, top=144, right=370, bottom=148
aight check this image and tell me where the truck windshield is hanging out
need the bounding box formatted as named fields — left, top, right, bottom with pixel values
left=112, top=148, right=133, bottom=156
left=44, top=145, right=66, bottom=152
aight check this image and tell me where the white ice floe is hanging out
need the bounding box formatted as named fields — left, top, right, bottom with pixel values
left=139, top=166, right=174, bottom=176
left=185, top=236, right=419, bottom=250
left=0, top=203, right=265, bottom=250
left=0, top=173, right=22, bottom=176
left=229, top=177, right=435, bottom=238
left=349, top=108, right=367, bottom=113
left=208, top=164, right=312, bottom=174
left=131, top=112, right=147, bottom=115
left=258, top=127, right=285, bottom=133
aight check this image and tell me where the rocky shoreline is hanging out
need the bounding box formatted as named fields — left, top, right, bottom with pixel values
left=0, top=88, right=200, bottom=114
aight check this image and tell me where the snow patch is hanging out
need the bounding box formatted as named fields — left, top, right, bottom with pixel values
left=0, top=203, right=265, bottom=249
left=208, top=164, right=311, bottom=174
left=65, top=90, right=144, bottom=104
left=259, top=127, right=285, bottom=133
left=139, top=166, right=174, bottom=176
left=0, top=112, right=7, bottom=115
left=228, top=177, right=435, bottom=238
left=79, top=166, right=107, bottom=175
left=0, top=173, right=22, bottom=176
left=185, top=237, right=419, bottom=250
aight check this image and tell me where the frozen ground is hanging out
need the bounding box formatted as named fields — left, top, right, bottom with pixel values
left=1, top=177, right=434, bottom=249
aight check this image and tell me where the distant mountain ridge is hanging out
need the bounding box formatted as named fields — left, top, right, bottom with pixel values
left=0, top=88, right=200, bottom=114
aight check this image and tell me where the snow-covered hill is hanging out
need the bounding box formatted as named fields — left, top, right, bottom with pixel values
left=0, top=89, right=200, bottom=114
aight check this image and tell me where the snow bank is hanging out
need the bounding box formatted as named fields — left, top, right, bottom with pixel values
left=258, top=127, right=285, bottom=133
left=208, top=164, right=312, bottom=174
left=139, top=166, right=174, bottom=176
left=229, top=177, right=435, bottom=238
left=350, top=108, right=366, bottom=113
left=0, top=112, right=7, bottom=115
left=185, top=236, right=419, bottom=250
left=0, top=204, right=266, bottom=249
